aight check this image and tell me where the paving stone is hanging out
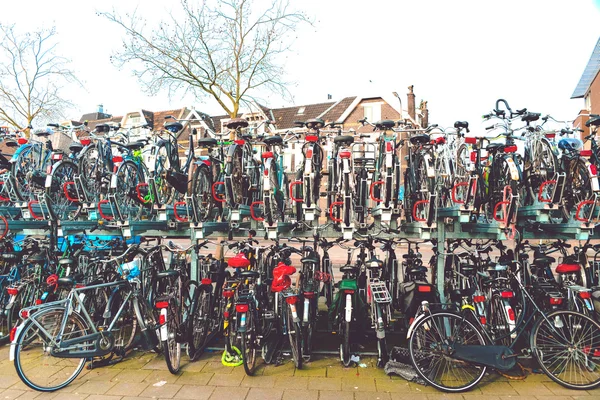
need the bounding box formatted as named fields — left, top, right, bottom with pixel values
left=207, top=373, right=244, bottom=387
left=142, top=370, right=181, bottom=385
left=245, top=387, right=284, bottom=400
left=241, top=374, right=276, bottom=388
left=282, top=388, right=319, bottom=400
left=307, top=377, right=342, bottom=391
left=174, top=372, right=213, bottom=386
left=509, top=381, right=554, bottom=396
left=462, top=395, right=502, bottom=400
left=180, top=361, right=208, bottom=372
left=0, top=376, right=19, bottom=389
left=318, top=390, right=354, bottom=400
left=262, top=362, right=295, bottom=377
left=39, top=394, right=88, bottom=400
left=173, top=384, right=215, bottom=399
left=201, top=362, right=236, bottom=375
left=207, top=386, right=249, bottom=400
left=141, top=356, right=169, bottom=371
left=354, top=391, right=392, bottom=400
left=543, top=382, right=588, bottom=396
left=425, top=394, right=464, bottom=400
left=106, top=382, right=150, bottom=397
left=479, top=382, right=519, bottom=396
left=77, top=380, right=118, bottom=395
left=0, top=390, right=26, bottom=399
left=85, top=368, right=123, bottom=382
left=341, top=378, right=377, bottom=392
left=375, top=378, right=411, bottom=393
left=293, top=366, right=327, bottom=377
left=139, top=383, right=182, bottom=398
left=110, top=369, right=152, bottom=383
left=273, top=376, right=308, bottom=390
left=86, top=395, right=124, bottom=400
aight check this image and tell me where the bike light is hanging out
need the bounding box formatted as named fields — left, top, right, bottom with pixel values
left=51, top=153, right=63, bottom=160
left=19, top=309, right=28, bottom=319
left=595, top=349, right=600, bottom=357
left=480, top=316, right=486, bottom=325
left=501, top=291, right=513, bottom=298
left=473, top=295, right=485, bottom=303
left=6, top=288, right=18, bottom=296
left=159, top=314, right=166, bottom=325
left=224, top=311, right=230, bottom=318
left=417, top=285, right=432, bottom=293
left=579, top=291, right=592, bottom=299
left=262, top=151, right=274, bottom=159
left=549, top=297, right=563, bottom=305
left=112, top=156, right=123, bottom=163
left=155, top=301, right=169, bottom=309
left=223, top=290, right=235, bottom=298
left=465, top=137, right=477, bottom=145
left=80, top=138, right=91, bottom=146
left=580, top=150, right=593, bottom=157
left=17, top=138, right=28, bottom=145
left=303, top=292, right=315, bottom=299
left=236, top=304, right=249, bottom=312
left=545, top=133, right=556, bottom=139
left=386, top=142, right=393, bottom=152
left=234, top=139, right=245, bottom=145
left=306, top=148, right=313, bottom=159
left=344, top=289, right=355, bottom=294
left=9, top=327, right=16, bottom=342
left=591, top=164, right=598, bottom=176
left=202, top=160, right=212, bottom=167
left=339, top=151, right=351, bottom=159
left=35, top=299, right=42, bottom=305
left=285, top=296, right=297, bottom=305
left=201, top=278, right=212, bottom=285
left=306, top=135, right=318, bottom=143
left=503, top=145, right=517, bottom=153
left=507, top=308, right=515, bottom=321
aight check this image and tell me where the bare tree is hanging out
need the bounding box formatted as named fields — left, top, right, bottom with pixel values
left=102, top=0, right=309, bottom=118
left=0, top=24, right=79, bottom=133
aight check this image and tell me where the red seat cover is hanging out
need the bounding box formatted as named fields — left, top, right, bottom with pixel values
left=556, top=263, right=580, bottom=274
left=273, top=262, right=296, bottom=277
left=271, top=275, right=291, bottom=292
left=228, top=253, right=250, bottom=268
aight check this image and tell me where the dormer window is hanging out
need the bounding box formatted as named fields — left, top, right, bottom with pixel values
left=297, top=107, right=305, bottom=115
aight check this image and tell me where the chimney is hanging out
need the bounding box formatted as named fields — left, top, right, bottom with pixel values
left=419, top=100, right=429, bottom=128
left=98, top=104, right=104, bottom=114
left=327, top=94, right=332, bottom=100
left=407, top=86, right=416, bottom=121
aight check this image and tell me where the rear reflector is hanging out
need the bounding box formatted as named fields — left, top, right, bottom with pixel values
left=19, top=309, right=28, bottom=319
left=35, top=299, right=42, bottom=305
left=470, top=151, right=477, bottom=162
left=112, top=156, right=123, bottom=163
left=507, top=308, right=515, bottom=321
left=236, top=304, right=249, bottom=312
left=591, top=164, right=598, bottom=176
left=6, top=288, right=18, bottom=296
left=262, top=151, right=274, bottom=159
left=503, top=145, right=517, bottom=153
left=549, top=297, right=563, bottom=305
left=159, top=314, right=166, bottom=325
left=579, top=291, right=592, bottom=299
left=155, top=301, right=169, bottom=309
left=417, top=285, right=432, bottom=293
left=344, top=289, right=355, bottom=294
left=17, top=138, right=28, bottom=145
left=473, top=295, right=485, bottom=303
left=501, top=291, right=513, bottom=298
left=286, top=296, right=297, bottom=305
left=581, top=150, right=593, bottom=157
left=304, top=292, right=315, bottom=299
left=339, top=151, right=351, bottom=159
left=80, top=138, right=91, bottom=146
left=234, top=140, right=245, bottom=145
left=223, top=290, right=235, bottom=298
left=480, top=316, right=486, bottom=325
left=201, top=278, right=212, bottom=285
left=10, top=327, right=16, bottom=342
left=545, top=133, right=556, bottom=139
left=305, top=135, right=318, bottom=143
left=465, top=137, right=477, bottom=145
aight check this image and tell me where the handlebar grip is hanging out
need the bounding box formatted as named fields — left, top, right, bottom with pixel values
left=47, top=123, right=59, bottom=128
left=486, top=125, right=495, bottom=131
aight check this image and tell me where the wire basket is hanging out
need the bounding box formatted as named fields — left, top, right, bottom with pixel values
left=370, top=278, right=392, bottom=303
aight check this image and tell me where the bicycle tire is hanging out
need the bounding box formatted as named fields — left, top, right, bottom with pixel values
left=340, top=320, right=352, bottom=367
left=286, top=302, right=302, bottom=369
left=153, top=143, right=175, bottom=206
left=191, top=164, right=214, bottom=222
left=375, top=303, right=389, bottom=367
left=115, top=160, right=145, bottom=221
left=187, top=289, right=211, bottom=360
left=46, top=160, right=78, bottom=220
left=163, top=298, right=181, bottom=374
left=409, top=312, right=487, bottom=392
left=241, top=308, right=257, bottom=375
left=532, top=310, right=600, bottom=390
left=14, top=307, right=89, bottom=392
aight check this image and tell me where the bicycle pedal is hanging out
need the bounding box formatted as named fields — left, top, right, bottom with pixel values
left=263, top=311, right=275, bottom=320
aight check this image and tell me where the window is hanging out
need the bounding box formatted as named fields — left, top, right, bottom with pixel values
left=125, top=113, right=142, bottom=137
left=585, top=94, right=591, bottom=111
left=363, top=103, right=381, bottom=123
left=297, top=107, right=305, bottom=115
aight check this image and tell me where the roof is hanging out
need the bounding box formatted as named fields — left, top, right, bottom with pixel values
left=270, top=101, right=336, bottom=129
left=80, top=111, right=112, bottom=122
left=572, top=37, right=600, bottom=99
left=152, top=108, right=188, bottom=131
left=82, top=116, right=123, bottom=134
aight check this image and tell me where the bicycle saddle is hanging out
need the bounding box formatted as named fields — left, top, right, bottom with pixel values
left=339, top=264, right=358, bottom=274
left=226, top=118, right=249, bottom=130
left=454, top=121, right=469, bottom=130
left=521, top=112, right=540, bottom=123
left=228, top=253, right=251, bottom=268
left=4, top=140, right=18, bottom=148
left=306, top=118, right=325, bottom=130
left=164, top=122, right=183, bottom=133
left=532, top=255, right=555, bottom=265
left=333, top=135, right=354, bottom=145
left=124, top=141, right=146, bottom=151
left=95, top=124, right=111, bottom=133
left=239, top=270, right=260, bottom=280
left=409, top=134, right=430, bottom=145
left=156, top=269, right=180, bottom=279
left=406, top=266, right=427, bottom=275
left=1, top=253, right=18, bottom=262
left=485, top=143, right=504, bottom=152
left=58, top=258, right=75, bottom=266
left=27, top=253, right=46, bottom=263
left=558, top=138, right=583, bottom=151
left=375, top=120, right=396, bottom=130
left=459, top=264, right=476, bottom=274
left=586, top=116, right=600, bottom=127
left=58, top=276, right=75, bottom=287
left=273, top=262, right=296, bottom=277
left=555, top=263, right=580, bottom=274
left=263, top=135, right=283, bottom=146
left=197, top=137, right=218, bottom=147
left=300, top=257, right=319, bottom=265
left=69, top=142, right=83, bottom=153
left=367, top=259, right=384, bottom=269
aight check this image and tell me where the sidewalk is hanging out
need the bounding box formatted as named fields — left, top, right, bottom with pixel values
left=1, top=347, right=599, bottom=400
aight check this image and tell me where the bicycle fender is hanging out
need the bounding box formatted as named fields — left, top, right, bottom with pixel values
left=583, top=159, right=600, bottom=192
left=406, top=312, right=427, bottom=339
left=226, top=143, right=241, bottom=158
left=10, top=306, right=68, bottom=361
left=423, top=153, right=435, bottom=178
left=9, top=144, right=33, bottom=163
left=504, top=156, right=520, bottom=181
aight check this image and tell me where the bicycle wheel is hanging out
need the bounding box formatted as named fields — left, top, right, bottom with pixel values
left=187, top=289, right=211, bottom=360
left=46, top=160, right=78, bottom=220
left=115, top=160, right=145, bottom=220
left=340, top=320, right=352, bottom=367
left=154, top=143, right=175, bottom=206
left=191, top=164, right=214, bottom=222
left=286, top=302, right=302, bottom=369
left=133, top=296, right=160, bottom=351
left=241, top=308, right=257, bottom=375
left=375, top=303, right=389, bottom=367
left=163, top=298, right=181, bottom=374
left=409, top=312, right=487, bottom=392
left=78, top=144, right=103, bottom=202
left=14, top=307, right=90, bottom=392
left=487, top=293, right=514, bottom=346
left=568, top=159, right=594, bottom=211
left=343, top=172, right=351, bottom=226
left=225, top=147, right=244, bottom=207
left=532, top=310, right=600, bottom=389
left=11, top=145, right=42, bottom=201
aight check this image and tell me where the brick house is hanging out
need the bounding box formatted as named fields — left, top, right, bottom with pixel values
left=571, top=37, right=600, bottom=139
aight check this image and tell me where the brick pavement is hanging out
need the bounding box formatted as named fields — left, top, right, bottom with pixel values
left=1, top=347, right=600, bottom=400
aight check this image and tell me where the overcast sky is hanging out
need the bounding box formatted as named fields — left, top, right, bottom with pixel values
left=2, top=0, right=600, bottom=130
